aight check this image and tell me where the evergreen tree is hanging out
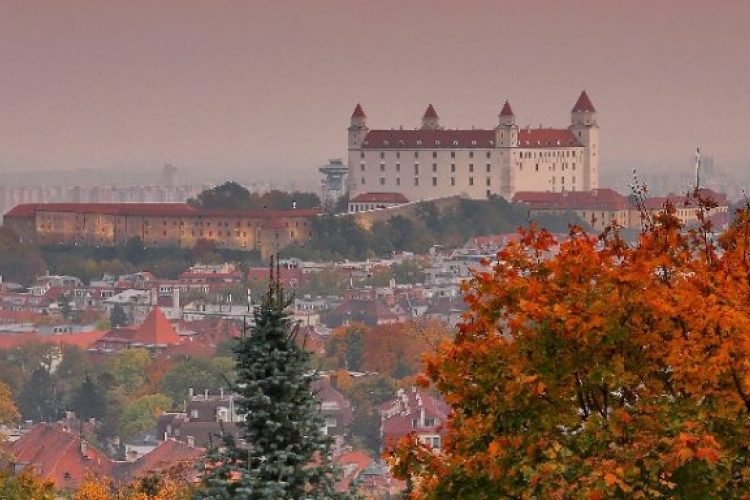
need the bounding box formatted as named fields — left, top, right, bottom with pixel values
left=197, top=258, right=353, bottom=500
left=17, top=367, right=63, bottom=423
left=70, top=373, right=107, bottom=421
left=109, top=303, right=128, bottom=327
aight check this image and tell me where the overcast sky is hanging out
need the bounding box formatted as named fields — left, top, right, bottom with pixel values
left=1, top=0, right=748, bottom=186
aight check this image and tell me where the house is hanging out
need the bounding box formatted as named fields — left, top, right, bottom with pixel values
left=379, top=387, right=450, bottom=454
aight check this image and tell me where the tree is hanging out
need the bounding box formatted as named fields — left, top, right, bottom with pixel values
left=17, top=366, right=63, bottom=423
left=197, top=260, right=353, bottom=499
left=159, top=357, right=235, bottom=405
left=0, top=469, right=56, bottom=500
left=119, top=393, right=173, bottom=442
left=110, top=303, right=129, bottom=328
left=70, top=374, right=107, bottom=421
left=188, top=181, right=253, bottom=210
left=392, top=196, right=750, bottom=499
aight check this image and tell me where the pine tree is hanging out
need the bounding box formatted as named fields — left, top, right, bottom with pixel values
left=70, top=373, right=107, bottom=421
left=197, top=258, right=353, bottom=500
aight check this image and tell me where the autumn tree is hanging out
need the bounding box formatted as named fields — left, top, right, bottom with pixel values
left=392, top=195, right=750, bottom=499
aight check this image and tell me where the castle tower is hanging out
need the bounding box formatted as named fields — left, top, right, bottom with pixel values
left=496, top=101, right=518, bottom=147
left=569, top=91, right=599, bottom=190
left=421, top=104, right=440, bottom=130
left=348, top=104, right=368, bottom=149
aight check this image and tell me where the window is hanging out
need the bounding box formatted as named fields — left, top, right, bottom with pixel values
left=360, top=163, right=365, bottom=171
left=486, top=177, right=491, bottom=186
left=486, top=163, right=491, bottom=172
left=432, top=177, right=437, bottom=186
left=415, top=177, right=419, bottom=186
left=396, top=151, right=401, bottom=159
left=414, top=151, right=419, bottom=158
left=451, top=177, right=456, bottom=186
left=396, top=163, right=401, bottom=172
left=380, top=177, right=385, bottom=185
left=451, top=151, right=456, bottom=159
left=432, top=151, right=437, bottom=159
left=469, top=164, right=474, bottom=173
left=469, top=151, right=474, bottom=159
left=414, top=164, right=420, bottom=175
left=432, top=163, right=437, bottom=172
left=486, top=152, right=491, bottom=159
left=535, top=164, right=539, bottom=171
left=380, top=163, right=385, bottom=171
left=380, top=151, right=385, bottom=159
left=360, top=151, right=365, bottom=159
left=396, top=177, right=401, bottom=185
left=450, top=164, right=456, bottom=173
left=361, top=177, right=365, bottom=185
left=469, top=177, right=474, bottom=186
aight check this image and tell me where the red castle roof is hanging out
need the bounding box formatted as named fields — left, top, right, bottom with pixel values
left=572, top=90, right=596, bottom=113
left=363, top=128, right=581, bottom=149
left=423, top=104, right=439, bottom=119
left=351, top=103, right=366, bottom=118
left=500, top=100, right=515, bottom=117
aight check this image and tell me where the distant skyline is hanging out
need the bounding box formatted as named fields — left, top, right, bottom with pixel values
left=1, top=1, right=749, bottom=189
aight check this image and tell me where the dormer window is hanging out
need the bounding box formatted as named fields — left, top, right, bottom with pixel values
left=383, top=140, right=389, bottom=146
left=452, top=140, right=459, bottom=146
left=435, top=140, right=440, bottom=146
left=489, top=141, right=494, bottom=146
left=471, top=140, right=477, bottom=146
left=416, top=140, right=423, bottom=146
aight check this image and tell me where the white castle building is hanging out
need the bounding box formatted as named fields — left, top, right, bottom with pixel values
left=347, top=91, right=599, bottom=201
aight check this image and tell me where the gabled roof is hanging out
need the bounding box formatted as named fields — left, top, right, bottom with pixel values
left=132, top=307, right=180, bottom=345
left=351, top=104, right=366, bottom=118
left=423, top=104, right=439, bottom=119
left=500, top=100, right=515, bottom=117
left=572, top=90, right=596, bottom=113
left=115, top=439, right=203, bottom=482
left=10, top=423, right=113, bottom=489
left=349, top=192, right=409, bottom=204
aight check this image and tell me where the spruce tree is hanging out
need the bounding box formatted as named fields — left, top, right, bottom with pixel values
left=198, top=258, right=352, bottom=500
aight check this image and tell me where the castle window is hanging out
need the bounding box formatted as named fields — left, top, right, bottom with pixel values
left=396, top=177, right=401, bottom=186
left=380, top=151, right=385, bottom=159
left=486, top=178, right=491, bottom=186
left=451, top=177, right=456, bottom=186
left=450, top=164, right=455, bottom=173
left=416, top=141, right=423, bottom=146
left=380, top=177, right=385, bottom=185
left=469, top=151, right=474, bottom=159
left=469, top=177, right=474, bottom=186
left=469, top=164, right=474, bottom=173
left=572, top=176, right=576, bottom=183
left=380, top=164, right=385, bottom=172
left=432, top=177, right=437, bottom=186
left=535, top=164, right=539, bottom=171
left=360, top=163, right=365, bottom=171
left=561, top=177, right=565, bottom=184
left=486, top=151, right=491, bottom=159
left=486, top=163, right=491, bottom=173
left=396, top=151, right=401, bottom=159
left=432, top=163, right=437, bottom=172
left=414, top=177, right=419, bottom=186
left=432, top=151, right=437, bottom=158
left=396, top=163, right=401, bottom=172
left=415, top=151, right=420, bottom=158
left=434, top=141, right=440, bottom=146
left=360, top=151, right=365, bottom=159
left=414, top=164, right=420, bottom=175
left=451, top=151, right=456, bottom=158
left=361, top=177, right=366, bottom=185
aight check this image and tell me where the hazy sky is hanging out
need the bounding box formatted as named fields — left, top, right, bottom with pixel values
left=1, top=0, right=749, bottom=186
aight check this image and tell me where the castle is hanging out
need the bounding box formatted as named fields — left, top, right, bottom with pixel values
left=347, top=91, right=599, bottom=201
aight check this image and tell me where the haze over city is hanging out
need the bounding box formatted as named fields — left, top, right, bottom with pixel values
left=1, top=0, right=749, bottom=188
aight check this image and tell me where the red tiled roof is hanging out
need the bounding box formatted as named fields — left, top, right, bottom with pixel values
left=350, top=192, right=409, bottom=204
left=423, top=104, right=439, bottom=119
left=513, top=189, right=632, bottom=211
left=116, top=439, right=203, bottom=482
left=500, top=100, right=514, bottom=117
left=0, top=330, right=107, bottom=350
left=11, top=423, right=113, bottom=489
left=362, top=128, right=581, bottom=149
left=572, top=90, right=596, bottom=113
left=642, top=189, right=728, bottom=210
left=517, top=128, right=581, bottom=147
left=4, top=203, right=322, bottom=220
left=132, top=307, right=180, bottom=345
left=351, top=104, right=366, bottom=118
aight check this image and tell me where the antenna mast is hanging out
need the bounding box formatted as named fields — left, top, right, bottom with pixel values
left=695, top=147, right=701, bottom=189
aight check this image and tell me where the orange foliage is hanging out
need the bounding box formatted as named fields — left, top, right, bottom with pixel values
left=392, top=194, right=750, bottom=498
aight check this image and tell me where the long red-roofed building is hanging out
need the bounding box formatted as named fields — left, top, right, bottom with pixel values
left=3, top=203, right=322, bottom=260
left=347, top=91, right=600, bottom=201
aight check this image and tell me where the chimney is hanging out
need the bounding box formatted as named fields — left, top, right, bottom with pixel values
left=187, top=436, right=195, bottom=448
left=80, top=440, right=88, bottom=457
left=173, top=287, right=181, bottom=320
left=188, top=387, right=194, bottom=399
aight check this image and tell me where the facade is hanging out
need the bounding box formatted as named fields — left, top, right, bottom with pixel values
left=347, top=92, right=599, bottom=201
left=379, top=386, right=450, bottom=453
left=3, top=203, right=320, bottom=259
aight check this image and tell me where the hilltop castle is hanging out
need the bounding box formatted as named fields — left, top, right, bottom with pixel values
left=347, top=91, right=599, bottom=201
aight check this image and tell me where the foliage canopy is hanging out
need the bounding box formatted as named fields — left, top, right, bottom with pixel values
left=393, top=195, right=750, bottom=499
